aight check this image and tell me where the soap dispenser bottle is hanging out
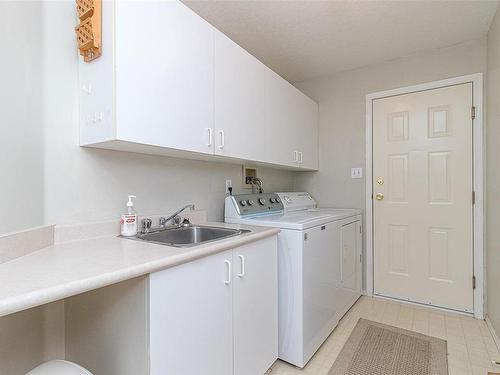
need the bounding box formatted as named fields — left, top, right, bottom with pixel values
left=121, top=195, right=138, bottom=236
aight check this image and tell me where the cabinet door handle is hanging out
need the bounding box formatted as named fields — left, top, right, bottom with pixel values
left=218, top=130, right=225, bottom=149
left=237, top=255, right=245, bottom=277
left=206, top=128, right=212, bottom=147
left=293, top=150, right=298, bottom=162
left=298, top=151, right=303, bottom=163
left=224, top=260, right=231, bottom=284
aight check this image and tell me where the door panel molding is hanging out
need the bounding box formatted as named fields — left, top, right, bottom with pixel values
left=365, top=73, right=484, bottom=319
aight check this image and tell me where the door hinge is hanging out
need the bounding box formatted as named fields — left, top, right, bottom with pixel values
left=304, top=233, right=308, bottom=241
left=472, top=191, right=476, bottom=205
left=471, top=106, right=476, bottom=120
left=472, top=275, right=476, bottom=290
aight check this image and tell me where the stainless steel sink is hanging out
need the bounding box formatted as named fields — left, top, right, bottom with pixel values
left=131, top=225, right=250, bottom=247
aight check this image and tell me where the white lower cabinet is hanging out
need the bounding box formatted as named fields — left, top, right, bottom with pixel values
left=149, top=250, right=233, bottom=375
left=233, top=238, right=278, bottom=375
left=150, top=236, right=278, bottom=375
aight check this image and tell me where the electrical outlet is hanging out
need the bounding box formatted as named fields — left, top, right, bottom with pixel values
left=351, top=168, right=363, bottom=179
left=225, top=179, right=232, bottom=194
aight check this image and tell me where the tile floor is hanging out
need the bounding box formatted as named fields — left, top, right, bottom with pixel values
left=271, top=296, right=500, bottom=375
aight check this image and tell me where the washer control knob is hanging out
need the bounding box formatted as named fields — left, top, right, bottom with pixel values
left=275, top=198, right=281, bottom=203
left=240, top=200, right=247, bottom=206
left=258, top=198, right=266, bottom=205
left=270, top=198, right=275, bottom=203
left=247, top=200, right=254, bottom=206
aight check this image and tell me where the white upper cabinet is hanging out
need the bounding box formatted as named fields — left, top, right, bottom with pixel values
left=296, top=94, right=319, bottom=170
left=114, top=1, right=215, bottom=154
left=265, top=69, right=319, bottom=169
left=79, top=0, right=318, bottom=170
left=265, top=68, right=300, bottom=167
left=214, top=32, right=266, bottom=161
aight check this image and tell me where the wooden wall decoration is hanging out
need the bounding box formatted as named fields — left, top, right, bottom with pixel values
left=75, top=0, right=102, bottom=62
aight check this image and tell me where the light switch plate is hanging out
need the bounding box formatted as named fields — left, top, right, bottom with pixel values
left=351, top=168, right=363, bottom=179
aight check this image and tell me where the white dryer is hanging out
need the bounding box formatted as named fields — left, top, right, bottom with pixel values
left=225, top=192, right=362, bottom=368
left=276, top=192, right=364, bottom=320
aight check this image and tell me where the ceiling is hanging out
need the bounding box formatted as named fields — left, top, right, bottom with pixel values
left=183, top=0, right=499, bottom=82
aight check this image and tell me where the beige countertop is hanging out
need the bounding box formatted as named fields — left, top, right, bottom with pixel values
left=0, top=222, right=279, bottom=317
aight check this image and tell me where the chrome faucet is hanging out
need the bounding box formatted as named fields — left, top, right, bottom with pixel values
left=159, top=204, right=195, bottom=227
left=141, top=204, right=195, bottom=234
left=249, top=177, right=264, bottom=194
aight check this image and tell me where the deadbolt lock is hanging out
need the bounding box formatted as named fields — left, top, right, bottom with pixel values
left=376, top=177, right=384, bottom=185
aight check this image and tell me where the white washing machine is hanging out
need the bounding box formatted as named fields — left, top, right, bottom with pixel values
left=225, top=192, right=362, bottom=368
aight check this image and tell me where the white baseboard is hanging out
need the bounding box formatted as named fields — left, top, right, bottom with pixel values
left=486, top=316, right=500, bottom=354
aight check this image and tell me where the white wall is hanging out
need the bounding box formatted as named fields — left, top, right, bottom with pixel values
left=0, top=1, right=45, bottom=233
left=40, top=1, right=293, bottom=228
left=0, top=0, right=293, bottom=234
left=0, top=5, right=67, bottom=372
left=293, top=38, right=487, bottom=210
left=293, top=38, right=487, bottom=288
left=0, top=0, right=293, bottom=371
left=0, top=301, right=65, bottom=374
left=487, top=6, right=500, bottom=338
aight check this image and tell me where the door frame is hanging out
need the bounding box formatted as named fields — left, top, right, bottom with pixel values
left=365, top=73, right=484, bottom=319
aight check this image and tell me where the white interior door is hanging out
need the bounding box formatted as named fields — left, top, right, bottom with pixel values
left=373, top=83, right=474, bottom=313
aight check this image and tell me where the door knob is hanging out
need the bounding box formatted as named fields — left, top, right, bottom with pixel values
left=376, top=193, right=384, bottom=201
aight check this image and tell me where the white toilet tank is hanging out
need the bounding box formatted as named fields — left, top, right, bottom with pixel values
left=26, top=360, right=93, bottom=375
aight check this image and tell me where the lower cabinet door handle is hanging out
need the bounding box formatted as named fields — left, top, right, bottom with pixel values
left=224, top=260, right=231, bottom=284
left=237, top=255, right=245, bottom=277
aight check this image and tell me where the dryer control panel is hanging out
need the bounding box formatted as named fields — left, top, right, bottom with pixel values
left=225, top=193, right=284, bottom=218
left=276, top=192, right=317, bottom=212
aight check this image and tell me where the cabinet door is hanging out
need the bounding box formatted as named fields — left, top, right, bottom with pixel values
left=265, top=69, right=319, bottom=169
left=149, top=250, right=233, bottom=375
left=115, top=1, right=215, bottom=154
left=265, top=68, right=301, bottom=167
left=233, top=236, right=278, bottom=375
left=214, top=32, right=266, bottom=160
left=297, top=96, right=319, bottom=170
